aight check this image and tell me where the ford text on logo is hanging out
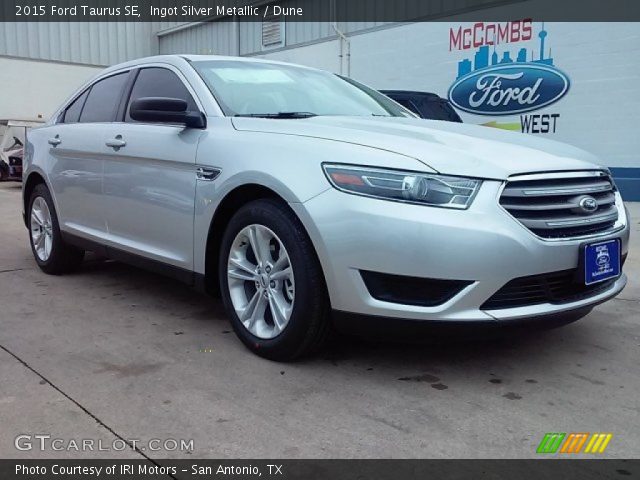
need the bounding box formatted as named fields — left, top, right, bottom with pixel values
left=448, top=64, right=570, bottom=116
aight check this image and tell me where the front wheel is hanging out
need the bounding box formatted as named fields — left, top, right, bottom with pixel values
left=219, top=199, right=330, bottom=360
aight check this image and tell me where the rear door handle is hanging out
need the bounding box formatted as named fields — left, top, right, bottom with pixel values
left=48, top=136, right=61, bottom=146
left=105, top=136, right=126, bottom=149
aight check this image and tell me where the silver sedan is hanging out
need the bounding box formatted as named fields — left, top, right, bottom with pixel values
left=23, top=55, right=630, bottom=360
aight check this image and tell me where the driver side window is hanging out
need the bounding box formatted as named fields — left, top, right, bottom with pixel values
left=125, top=68, right=197, bottom=122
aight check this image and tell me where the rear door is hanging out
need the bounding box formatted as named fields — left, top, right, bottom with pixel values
left=100, top=66, right=204, bottom=271
left=48, top=71, right=130, bottom=239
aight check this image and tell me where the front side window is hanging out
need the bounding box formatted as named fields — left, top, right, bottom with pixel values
left=191, top=60, right=412, bottom=118
left=126, top=68, right=197, bottom=122
left=79, top=72, right=129, bottom=123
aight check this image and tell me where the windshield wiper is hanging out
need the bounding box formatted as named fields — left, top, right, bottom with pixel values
left=234, top=112, right=317, bottom=119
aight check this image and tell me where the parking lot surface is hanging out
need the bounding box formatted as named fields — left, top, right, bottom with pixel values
left=0, top=182, right=638, bottom=459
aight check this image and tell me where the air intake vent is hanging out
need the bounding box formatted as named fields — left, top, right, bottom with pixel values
left=262, top=15, right=283, bottom=48
left=500, top=172, right=619, bottom=239
left=360, top=270, right=472, bottom=307
left=481, top=265, right=623, bottom=310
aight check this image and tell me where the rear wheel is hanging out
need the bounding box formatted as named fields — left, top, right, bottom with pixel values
left=28, top=183, right=84, bottom=274
left=219, top=199, right=330, bottom=360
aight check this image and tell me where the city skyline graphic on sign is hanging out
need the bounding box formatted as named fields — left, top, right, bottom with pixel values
left=456, top=23, right=554, bottom=79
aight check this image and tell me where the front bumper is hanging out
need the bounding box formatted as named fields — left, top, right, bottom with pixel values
left=292, top=180, right=630, bottom=323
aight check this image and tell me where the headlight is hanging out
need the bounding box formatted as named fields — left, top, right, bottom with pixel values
left=322, top=164, right=482, bottom=209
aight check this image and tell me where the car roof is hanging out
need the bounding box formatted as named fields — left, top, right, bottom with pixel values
left=101, top=54, right=322, bottom=75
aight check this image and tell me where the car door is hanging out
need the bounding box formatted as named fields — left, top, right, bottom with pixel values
left=47, top=71, right=130, bottom=239
left=100, top=66, right=204, bottom=271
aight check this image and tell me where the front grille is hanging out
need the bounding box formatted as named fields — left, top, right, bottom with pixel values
left=360, top=270, right=472, bottom=307
left=481, top=260, right=625, bottom=310
left=500, top=172, right=619, bottom=239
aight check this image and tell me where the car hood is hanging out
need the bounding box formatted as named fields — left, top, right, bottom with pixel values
left=231, top=116, right=602, bottom=180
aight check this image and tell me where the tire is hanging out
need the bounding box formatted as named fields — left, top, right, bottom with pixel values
left=219, top=199, right=330, bottom=361
left=28, top=183, right=84, bottom=274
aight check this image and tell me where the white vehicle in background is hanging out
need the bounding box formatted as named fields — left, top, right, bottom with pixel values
left=0, top=120, right=43, bottom=181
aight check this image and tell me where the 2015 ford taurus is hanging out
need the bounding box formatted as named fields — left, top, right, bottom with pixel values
left=23, top=55, right=629, bottom=360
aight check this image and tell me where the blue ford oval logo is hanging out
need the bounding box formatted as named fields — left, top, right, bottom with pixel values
left=448, top=64, right=570, bottom=116
left=579, top=196, right=598, bottom=213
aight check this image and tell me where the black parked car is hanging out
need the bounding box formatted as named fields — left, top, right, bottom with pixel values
left=380, top=90, right=462, bottom=123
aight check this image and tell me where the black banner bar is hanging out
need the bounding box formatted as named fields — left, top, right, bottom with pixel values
left=4, top=0, right=640, bottom=22
left=1, top=459, right=638, bottom=480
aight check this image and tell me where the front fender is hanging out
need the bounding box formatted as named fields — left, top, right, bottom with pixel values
left=191, top=118, right=430, bottom=274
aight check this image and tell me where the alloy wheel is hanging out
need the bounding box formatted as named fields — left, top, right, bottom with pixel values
left=227, top=224, right=295, bottom=339
left=30, top=196, right=53, bottom=261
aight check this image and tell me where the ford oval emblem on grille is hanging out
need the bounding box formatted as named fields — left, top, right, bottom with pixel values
left=579, top=196, right=598, bottom=213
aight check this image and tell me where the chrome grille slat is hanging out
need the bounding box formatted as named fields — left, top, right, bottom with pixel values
left=501, top=191, right=616, bottom=211
left=500, top=172, right=619, bottom=239
left=502, top=180, right=612, bottom=197
left=519, top=211, right=618, bottom=230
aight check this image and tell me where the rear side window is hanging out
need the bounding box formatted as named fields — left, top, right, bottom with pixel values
left=79, top=72, right=129, bottom=123
left=61, top=89, right=89, bottom=123
left=126, top=68, right=197, bottom=122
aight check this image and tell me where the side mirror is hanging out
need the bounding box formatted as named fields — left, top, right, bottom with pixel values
left=129, top=97, right=206, bottom=128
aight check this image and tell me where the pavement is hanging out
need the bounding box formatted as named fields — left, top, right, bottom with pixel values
left=0, top=181, right=638, bottom=460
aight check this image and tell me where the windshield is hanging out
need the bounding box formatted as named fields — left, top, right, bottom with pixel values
left=191, top=60, right=412, bottom=118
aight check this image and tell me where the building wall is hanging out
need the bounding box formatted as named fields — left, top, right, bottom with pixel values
left=0, top=20, right=166, bottom=120
left=250, top=37, right=341, bottom=71
left=0, top=22, right=161, bottom=66
left=0, top=56, right=102, bottom=121
left=153, top=0, right=513, bottom=57
left=159, top=20, right=238, bottom=56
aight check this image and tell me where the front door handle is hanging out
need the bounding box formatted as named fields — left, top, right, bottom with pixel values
left=105, top=135, right=126, bottom=149
left=48, top=136, right=61, bottom=146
